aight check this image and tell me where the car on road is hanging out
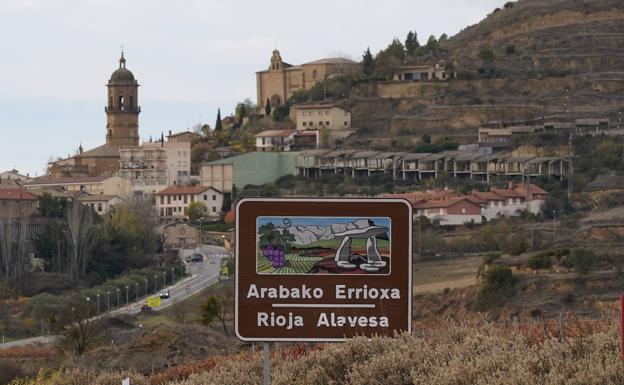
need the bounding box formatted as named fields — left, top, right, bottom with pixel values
left=159, top=289, right=170, bottom=299
left=188, top=254, right=204, bottom=262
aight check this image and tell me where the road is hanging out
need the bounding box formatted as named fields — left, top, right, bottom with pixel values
left=0, top=245, right=230, bottom=350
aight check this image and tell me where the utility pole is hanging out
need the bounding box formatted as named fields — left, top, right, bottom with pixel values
left=106, top=291, right=110, bottom=313
left=553, top=210, right=557, bottom=246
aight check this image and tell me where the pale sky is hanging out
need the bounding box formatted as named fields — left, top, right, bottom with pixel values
left=0, top=0, right=506, bottom=176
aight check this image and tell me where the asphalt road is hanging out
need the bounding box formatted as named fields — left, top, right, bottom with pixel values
left=0, top=245, right=230, bottom=350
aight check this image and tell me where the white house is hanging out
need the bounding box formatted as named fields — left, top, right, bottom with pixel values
left=156, top=185, right=223, bottom=221
left=255, top=130, right=296, bottom=152
left=78, top=194, right=124, bottom=216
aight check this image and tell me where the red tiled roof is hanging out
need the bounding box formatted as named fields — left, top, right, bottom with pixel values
left=23, top=176, right=111, bottom=185
left=0, top=188, right=37, bottom=201
left=156, top=185, right=219, bottom=195
left=412, top=197, right=481, bottom=209
left=384, top=190, right=460, bottom=206
left=512, top=183, right=548, bottom=195
left=471, top=191, right=506, bottom=201
left=491, top=188, right=525, bottom=198
left=255, top=130, right=296, bottom=138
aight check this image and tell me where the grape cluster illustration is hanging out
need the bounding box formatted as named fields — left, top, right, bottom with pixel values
left=262, top=245, right=286, bottom=268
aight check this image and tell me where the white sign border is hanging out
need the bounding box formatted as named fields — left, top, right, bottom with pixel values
left=234, top=197, right=413, bottom=342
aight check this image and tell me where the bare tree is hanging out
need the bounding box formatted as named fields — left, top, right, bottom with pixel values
left=65, top=201, right=96, bottom=279
left=0, top=219, right=29, bottom=282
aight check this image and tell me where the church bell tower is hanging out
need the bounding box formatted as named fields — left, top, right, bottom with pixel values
left=105, top=52, right=140, bottom=146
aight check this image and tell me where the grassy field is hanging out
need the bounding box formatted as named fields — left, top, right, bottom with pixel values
left=413, top=255, right=482, bottom=294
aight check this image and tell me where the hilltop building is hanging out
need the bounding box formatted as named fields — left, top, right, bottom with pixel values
left=256, top=49, right=359, bottom=109
left=48, top=53, right=141, bottom=177
left=291, top=103, right=351, bottom=131
left=118, top=138, right=191, bottom=199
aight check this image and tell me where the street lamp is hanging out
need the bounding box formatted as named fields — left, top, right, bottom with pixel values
left=144, top=278, right=148, bottom=297
left=154, top=275, right=158, bottom=294
left=199, top=216, right=207, bottom=245
left=106, top=291, right=110, bottom=313
left=96, top=293, right=100, bottom=317
left=116, top=288, right=120, bottom=308
left=135, top=282, right=139, bottom=302
left=86, top=297, right=90, bottom=317
left=125, top=286, right=129, bottom=307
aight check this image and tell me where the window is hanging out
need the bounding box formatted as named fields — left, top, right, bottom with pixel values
left=160, top=207, right=164, bottom=216
left=173, top=195, right=176, bottom=201
left=344, top=121, right=348, bottom=126
left=319, top=121, right=323, bottom=126
left=212, top=194, right=216, bottom=200
left=318, top=111, right=322, bottom=116
left=303, top=122, right=307, bottom=126
left=184, top=195, right=187, bottom=204
left=325, top=121, right=330, bottom=126
left=167, top=195, right=171, bottom=204
left=203, top=194, right=208, bottom=200
left=118, top=95, right=124, bottom=111
left=190, top=195, right=194, bottom=203
left=312, top=69, right=318, bottom=79
left=160, top=196, right=164, bottom=204
left=302, top=111, right=306, bottom=116
left=97, top=203, right=103, bottom=212
left=212, top=206, right=216, bottom=212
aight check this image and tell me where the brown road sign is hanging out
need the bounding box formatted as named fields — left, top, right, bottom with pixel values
left=235, top=198, right=412, bottom=342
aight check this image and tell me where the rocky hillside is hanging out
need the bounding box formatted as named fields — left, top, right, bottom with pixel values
left=346, top=0, right=624, bottom=146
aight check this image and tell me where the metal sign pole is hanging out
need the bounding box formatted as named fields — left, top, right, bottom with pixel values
left=263, top=342, right=270, bottom=385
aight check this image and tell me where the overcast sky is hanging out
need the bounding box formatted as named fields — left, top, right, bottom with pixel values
left=0, top=0, right=506, bottom=176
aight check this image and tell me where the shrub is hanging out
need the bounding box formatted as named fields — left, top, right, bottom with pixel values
left=527, top=254, right=552, bottom=270
left=475, top=265, right=516, bottom=309
left=504, top=1, right=515, bottom=8
left=570, top=248, right=594, bottom=274
left=478, top=48, right=495, bottom=62
left=505, top=44, right=516, bottom=55
left=482, top=252, right=501, bottom=265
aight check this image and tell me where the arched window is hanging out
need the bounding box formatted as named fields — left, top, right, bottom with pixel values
left=118, top=95, right=125, bottom=111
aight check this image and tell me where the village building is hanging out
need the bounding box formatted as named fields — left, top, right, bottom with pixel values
left=575, top=118, right=610, bottom=133
left=0, top=170, right=30, bottom=183
left=0, top=188, right=38, bottom=220
left=256, top=50, right=359, bottom=108
left=255, top=130, right=296, bottom=152
left=22, top=175, right=132, bottom=200
left=291, top=104, right=351, bottom=131
left=48, top=53, right=141, bottom=177
left=292, top=130, right=320, bottom=150
left=156, top=185, right=223, bottom=221
left=412, top=197, right=483, bottom=226
left=162, top=222, right=201, bottom=250
left=393, top=63, right=455, bottom=81
left=78, top=194, right=124, bottom=216
left=166, top=130, right=201, bottom=143
left=118, top=138, right=191, bottom=199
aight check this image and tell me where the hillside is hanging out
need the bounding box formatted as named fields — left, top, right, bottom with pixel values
left=344, top=0, right=624, bottom=146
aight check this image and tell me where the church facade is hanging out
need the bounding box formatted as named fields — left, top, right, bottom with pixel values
left=255, top=50, right=359, bottom=110
left=49, top=53, right=141, bottom=177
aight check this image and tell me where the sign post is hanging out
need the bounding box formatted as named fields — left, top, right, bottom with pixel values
left=235, top=198, right=412, bottom=380
left=620, top=293, right=624, bottom=361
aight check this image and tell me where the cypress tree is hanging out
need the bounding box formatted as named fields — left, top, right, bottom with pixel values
left=215, top=108, right=223, bottom=131
left=362, top=47, right=375, bottom=77
left=265, top=98, right=271, bottom=116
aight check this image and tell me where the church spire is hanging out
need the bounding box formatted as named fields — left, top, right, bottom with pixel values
left=119, top=51, right=126, bottom=69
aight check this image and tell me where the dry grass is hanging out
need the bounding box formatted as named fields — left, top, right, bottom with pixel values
left=413, top=256, right=482, bottom=294
left=11, top=320, right=624, bottom=385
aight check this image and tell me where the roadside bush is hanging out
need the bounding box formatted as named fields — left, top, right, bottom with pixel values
left=505, top=44, right=516, bottom=55
left=475, top=266, right=516, bottom=309
left=527, top=254, right=552, bottom=270
left=482, top=252, right=501, bottom=265
left=570, top=248, right=594, bottom=274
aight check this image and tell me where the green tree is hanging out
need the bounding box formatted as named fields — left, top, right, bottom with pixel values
left=475, top=265, right=516, bottom=309
left=362, top=47, right=375, bottom=77
left=214, top=108, right=223, bottom=132
left=424, top=35, right=438, bottom=53
left=478, top=48, right=496, bottom=62
left=235, top=98, right=255, bottom=121
left=374, top=38, right=405, bottom=79
left=569, top=248, right=594, bottom=274
left=200, top=295, right=231, bottom=335
left=404, top=31, right=419, bottom=56
left=264, top=98, right=271, bottom=116
left=187, top=202, right=207, bottom=223
left=37, top=193, right=68, bottom=218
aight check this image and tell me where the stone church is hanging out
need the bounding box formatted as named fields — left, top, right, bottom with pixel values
left=49, top=53, right=141, bottom=177
left=255, top=50, right=359, bottom=110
